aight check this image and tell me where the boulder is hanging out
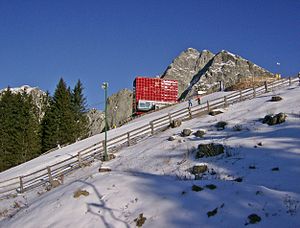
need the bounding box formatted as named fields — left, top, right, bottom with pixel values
left=215, top=121, right=227, bottom=130
left=262, top=113, right=287, bottom=125
left=99, top=167, right=112, bottom=172
left=168, top=135, right=177, bottom=141
left=209, top=109, right=224, bottom=116
left=196, top=143, right=225, bottom=158
left=170, top=119, right=182, bottom=128
left=191, top=164, right=208, bottom=174
left=277, top=112, right=287, bottom=124
left=270, top=96, right=283, bottom=102
left=194, top=129, right=206, bottom=137
left=181, top=128, right=192, bottom=137
left=73, top=189, right=89, bottom=198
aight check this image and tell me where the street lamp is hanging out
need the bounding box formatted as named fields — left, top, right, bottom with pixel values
left=101, top=82, right=108, bottom=161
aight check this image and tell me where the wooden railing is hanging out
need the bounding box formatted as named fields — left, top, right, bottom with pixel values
left=0, top=77, right=298, bottom=196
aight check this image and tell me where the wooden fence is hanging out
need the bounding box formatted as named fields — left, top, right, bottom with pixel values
left=0, top=77, right=298, bottom=196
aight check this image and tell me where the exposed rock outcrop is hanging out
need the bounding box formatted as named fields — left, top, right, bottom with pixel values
left=86, top=109, right=105, bottom=136
left=186, top=50, right=274, bottom=97
left=161, top=48, right=274, bottom=99
left=161, top=48, right=215, bottom=97
left=107, top=89, right=133, bottom=128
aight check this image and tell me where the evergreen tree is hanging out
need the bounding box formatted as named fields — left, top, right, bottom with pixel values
left=0, top=89, right=41, bottom=171
left=18, top=92, right=42, bottom=162
left=41, top=78, right=77, bottom=152
left=72, top=80, right=88, bottom=140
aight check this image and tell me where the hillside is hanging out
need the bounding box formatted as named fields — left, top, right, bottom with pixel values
left=1, top=82, right=300, bottom=227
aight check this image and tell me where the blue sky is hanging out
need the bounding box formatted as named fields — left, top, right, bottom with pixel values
left=0, top=0, right=299, bottom=109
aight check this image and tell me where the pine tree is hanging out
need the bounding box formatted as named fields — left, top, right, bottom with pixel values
left=41, top=78, right=77, bottom=152
left=72, top=80, right=88, bottom=140
left=0, top=89, right=41, bottom=171
left=19, top=92, right=42, bottom=162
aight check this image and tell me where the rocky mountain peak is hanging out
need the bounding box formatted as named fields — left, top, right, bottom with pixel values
left=161, top=48, right=215, bottom=96
left=183, top=50, right=275, bottom=97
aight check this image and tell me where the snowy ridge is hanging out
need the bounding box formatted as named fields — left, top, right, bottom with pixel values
left=1, top=81, right=300, bottom=227
left=0, top=85, right=45, bottom=95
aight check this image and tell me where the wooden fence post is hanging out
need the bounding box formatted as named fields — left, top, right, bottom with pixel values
left=253, top=87, right=256, bottom=98
left=239, top=90, right=242, bottom=101
left=127, top=132, right=131, bottom=146
left=78, top=152, right=82, bottom=167
left=168, top=113, right=172, bottom=124
left=19, top=176, right=24, bottom=193
left=150, top=121, right=154, bottom=135
left=188, top=107, right=192, bottom=119
left=289, top=77, right=292, bottom=86
left=206, top=101, right=210, bottom=112
left=47, top=166, right=53, bottom=184
left=264, top=81, right=268, bottom=93
left=224, top=96, right=227, bottom=108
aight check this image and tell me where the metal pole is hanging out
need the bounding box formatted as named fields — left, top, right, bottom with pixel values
left=102, top=82, right=109, bottom=161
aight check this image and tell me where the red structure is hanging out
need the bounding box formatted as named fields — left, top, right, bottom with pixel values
left=133, top=77, right=178, bottom=114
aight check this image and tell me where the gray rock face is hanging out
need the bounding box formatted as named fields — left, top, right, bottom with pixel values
left=86, top=109, right=105, bottom=136
left=185, top=50, right=274, bottom=98
left=161, top=48, right=214, bottom=97
left=107, top=89, right=133, bottom=128
left=86, top=89, right=133, bottom=136
left=161, top=48, right=274, bottom=99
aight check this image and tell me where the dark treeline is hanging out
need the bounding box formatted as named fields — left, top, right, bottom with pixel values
left=0, top=78, right=88, bottom=172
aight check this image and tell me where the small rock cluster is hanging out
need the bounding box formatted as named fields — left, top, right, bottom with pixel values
left=262, top=113, right=287, bottom=125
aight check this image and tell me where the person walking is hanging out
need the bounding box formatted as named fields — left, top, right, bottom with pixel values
left=196, top=96, right=201, bottom=105
left=188, top=99, right=192, bottom=107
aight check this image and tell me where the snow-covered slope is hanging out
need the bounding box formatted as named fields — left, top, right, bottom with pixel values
left=1, top=85, right=300, bottom=227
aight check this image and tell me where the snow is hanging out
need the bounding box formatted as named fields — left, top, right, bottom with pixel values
left=221, top=50, right=238, bottom=58
left=0, top=85, right=43, bottom=95
left=1, top=84, right=300, bottom=227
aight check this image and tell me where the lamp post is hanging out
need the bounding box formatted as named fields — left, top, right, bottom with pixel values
left=101, top=82, right=108, bottom=161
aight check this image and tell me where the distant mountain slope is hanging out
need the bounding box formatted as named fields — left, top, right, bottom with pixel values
left=0, top=85, right=46, bottom=119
